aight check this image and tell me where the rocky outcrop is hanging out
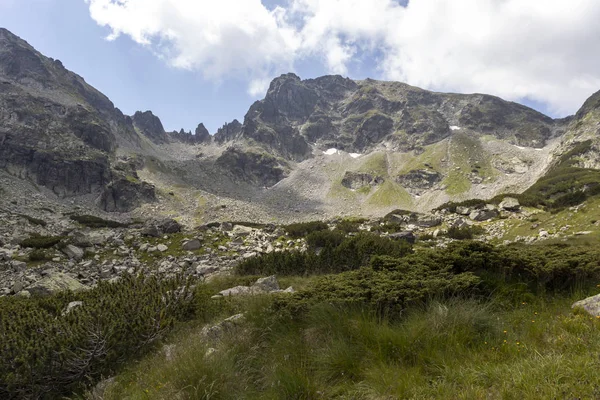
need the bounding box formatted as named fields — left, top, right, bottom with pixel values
left=341, top=171, right=384, bottom=190
left=133, top=110, right=168, bottom=143
left=97, top=177, right=156, bottom=212
left=214, top=119, right=242, bottom=143
left=395, top=170, right=442, bottom=193
left=216, top=147, right=289, bottom=187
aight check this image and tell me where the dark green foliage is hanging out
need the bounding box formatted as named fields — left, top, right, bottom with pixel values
left=276, top=241, right=600, bottom=317
left=237, top=232, right=412, bottom=276
left=286, top=262, right=481, bottom=315
left=20, top=235, right=64, bottom=249
left=335, top=219, right=361, bottom=233
left=446, top=225, right=486, bottom=240
left=15, top=214, right=47, bottom=227
left=305, top=229, right=346, bottom=250
left=284, top=221, right=329, bottom=238
left=70, top=215, right=129, bottom=228
left=0, top=274, right=196, bottom=399
left=228, top=221, right=271, bottom=229
left=436, top=199, right=487, bottom=213
left=28, top=249, right=51, bottom=262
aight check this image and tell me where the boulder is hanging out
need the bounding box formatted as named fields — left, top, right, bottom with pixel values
left=201, top=313, right=245, bottom=341
left=499, top=197, right=520, bottom=211
left=253, top=275, right=280, bottom=292
left=182, top=239, right=201, bottom=251
left=158, top=218, right=182, bottom=234
left=388, top=231, right=416, bottom=244
left=142, top=218, right=182, bottom=237
left=233, top=225, right=254, bottom=237
left=26, top=272, right=87, bottom=296
left=62, top=244, right=84, bottom=260
left=572, top=294, right=600, bottom=317
left=157, top=244, right=168, bottom=252
left=469, top=209, right=498, bottom=221
left=456, top=206, right=471, bottom=215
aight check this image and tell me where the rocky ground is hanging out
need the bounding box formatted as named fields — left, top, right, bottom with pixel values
left=3, top=194, right=598, bottom=299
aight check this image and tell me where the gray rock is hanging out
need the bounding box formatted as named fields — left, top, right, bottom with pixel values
left=573, top=294, right=600, bottom=317
left=201, top=313, right=245, bottom=341
left=182, top=239, right=201, bottom=251
left=157, top=244, right=168, bottom=252
left=62, top=244, right=85, bottom=261
left=26, top=272, right=87, bottom=296
left=456, top=206, right=471, bottom=215
left=388, top=231, right=416, bottom=244
left=253, top=275, right=280, bottom=292
left=62, top=301, right=83, bottom=316
left=499, top=197, right=521, bottom=211
left=233, top=225, right=254, bottom=237
left=469, top=209, right=498, bottom=221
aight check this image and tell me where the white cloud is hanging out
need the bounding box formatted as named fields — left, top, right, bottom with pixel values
left=86, top=0, right=600, bottom=114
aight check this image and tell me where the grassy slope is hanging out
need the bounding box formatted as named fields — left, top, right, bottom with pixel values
left=100, top=293, right=600, bottom=400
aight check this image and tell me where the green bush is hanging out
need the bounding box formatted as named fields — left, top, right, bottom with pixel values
left=305, top=229, right=346, bottom=250
left=28, top=249, right=52, bottom=262
left=0, top=274, right=196, bottom=399
left=70, top=215, right=128, bottom=228
left=284, top=221, right=329, bottom=238
left=335, top=219, right=361, bottom=233
left=446, top=225, right=486, bottom=240
left=20, top=235, right=65, bottom=249
left=236, top=232, right=412, bottom=276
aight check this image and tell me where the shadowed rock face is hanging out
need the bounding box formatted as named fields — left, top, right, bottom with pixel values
left=0, top=28, right=155, bottom=209
left=341, top=171, right=385, bottom=190
left=133, top=111, right=168, bottom=144
left=216, top=147, right=289, bottom=187
left=214, top=119, right=242, bottom=143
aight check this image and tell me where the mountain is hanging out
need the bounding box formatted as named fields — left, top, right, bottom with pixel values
left=1, top=27, right=599, bottom=224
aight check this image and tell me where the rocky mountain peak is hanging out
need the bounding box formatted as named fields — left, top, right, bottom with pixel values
left=133, top=110, right=167, bottom=144
left=195, top=123, right=211, bottom=142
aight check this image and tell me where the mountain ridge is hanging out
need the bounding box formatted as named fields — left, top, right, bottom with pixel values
left=1, top=27, right=599, bottom=224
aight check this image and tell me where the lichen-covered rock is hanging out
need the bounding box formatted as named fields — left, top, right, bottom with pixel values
left=572, top=294, right=600, bottom=317
left=25, top=272, right=87, bottom=296
left=499, top=197, right=521, bottom=211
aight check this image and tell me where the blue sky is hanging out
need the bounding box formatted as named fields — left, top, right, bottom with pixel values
left=2, top=0, right=600, bottom=133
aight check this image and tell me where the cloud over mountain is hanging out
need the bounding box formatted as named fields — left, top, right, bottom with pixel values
left=86, top=0, right=600, bottom=115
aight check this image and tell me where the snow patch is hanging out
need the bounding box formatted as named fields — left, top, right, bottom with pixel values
left=349, top=153, right=362, bottom=158
left=450, top=126, right=461, bottom=131
left=323, top=148, right=339, bottom=155
left=515, top=145, right=527, bottom=150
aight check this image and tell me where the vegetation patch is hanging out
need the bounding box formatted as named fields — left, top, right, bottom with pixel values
left=70, top=215, right=129, bottom=228
left=20, top=235, right=65, bottom=249
left=284, top=221, right=329, bottom=238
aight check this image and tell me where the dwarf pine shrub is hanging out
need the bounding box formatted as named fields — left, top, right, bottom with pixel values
left=0, top=274, right=196, bottom=399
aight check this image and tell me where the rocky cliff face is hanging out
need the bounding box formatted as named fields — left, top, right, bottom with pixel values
left=217, top=73, right=562, bottom=162
left=0, top=28, right=153, bottom=210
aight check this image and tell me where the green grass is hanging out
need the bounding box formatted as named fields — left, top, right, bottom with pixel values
left=356, top=151, right=389, bottom=176
left=98, top=294, right=600, bottom=400
left=366, top=180, right=412, bottom=208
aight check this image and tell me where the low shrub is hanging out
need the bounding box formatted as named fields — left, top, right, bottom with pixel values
left=20, top=235, right=65, bottom=249
left=15, top=214, right=47, bottom=227
left=236, top=232, right=412, bottom=276
left=0, top=274, right=196, bottom=399
left=70, top=215, right=128, bottom=228
left=446, top=225, right=486, bottom=240
left=28, top=249, right=52, bottom=262
left=284, top=221, right=329, bottom=238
